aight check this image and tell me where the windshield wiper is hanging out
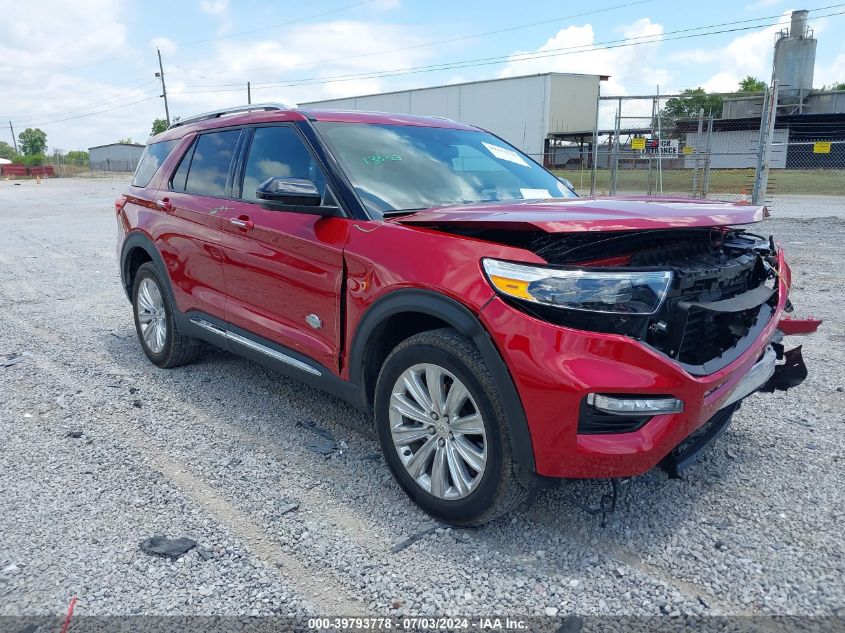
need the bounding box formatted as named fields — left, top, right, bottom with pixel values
left=382, top=208, right=428, bottom=217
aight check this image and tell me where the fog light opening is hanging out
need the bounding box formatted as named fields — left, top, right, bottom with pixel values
left=586, top=393, right=684, bottom=416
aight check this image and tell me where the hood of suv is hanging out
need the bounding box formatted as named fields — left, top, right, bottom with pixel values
left=395, top=197, right=768, bottom=233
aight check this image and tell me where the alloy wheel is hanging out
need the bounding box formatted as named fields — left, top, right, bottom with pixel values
left=136, top=277, right=167, bottom=354
left=388, top=363, right=487, bottom=500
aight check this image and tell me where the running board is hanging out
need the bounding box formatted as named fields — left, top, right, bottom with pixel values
left=189, top=317, right=321, bottom=377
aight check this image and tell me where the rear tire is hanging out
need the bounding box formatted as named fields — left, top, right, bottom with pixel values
left=375, top=328, right=528, bottom=526
left=132, top=262, right=201, bottom=368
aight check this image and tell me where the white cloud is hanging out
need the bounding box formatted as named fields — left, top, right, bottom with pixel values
left=0, top=0, right=129, bottom=71
left=164, top=20, right=433, bottom=113
left=0, top=0, right=155, bottom=150
left=745, top=0, right=780, bottom=10
left=815, top=53, right=845, bottom=88
left=150, top=37, right=178, bottom=56
left=199, top=0, right=228, bottom=16
left=497, top=18, right=672, bottom=95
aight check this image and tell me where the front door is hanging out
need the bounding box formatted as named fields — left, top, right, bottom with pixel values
left=217, top=124, right=350, bottom=372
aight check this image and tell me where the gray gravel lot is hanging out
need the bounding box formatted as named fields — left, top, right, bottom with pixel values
left=0, top=177, right=843, bottom=618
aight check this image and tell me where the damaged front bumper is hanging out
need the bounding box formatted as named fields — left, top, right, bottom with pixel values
left=660, top=332, right=811, bottom=477
left=481, top=247, right=820, bottom=479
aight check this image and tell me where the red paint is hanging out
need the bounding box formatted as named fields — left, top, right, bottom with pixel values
left=778, top=316, right=823, bottom=335
left=60, top=596, right=77, bottom=633
left=479, top=249, right=793, bottom=478
left=217, top=201, right=351, bottom=371
left=397, top=197, right=767, bottom=232
left=576, top=254, right=632, bottom=267
left=120, top=107, right=812, bottom=482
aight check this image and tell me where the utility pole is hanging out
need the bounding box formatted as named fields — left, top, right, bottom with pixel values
left=9, top=121, right=17, bottom=153
left=247, top=82, right=251, bottom=104
left=156, top=48, right=171, bottom=126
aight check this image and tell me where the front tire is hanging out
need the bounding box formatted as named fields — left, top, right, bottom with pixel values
left=132, top=262, right=201, bottom=368
left=374, top=328, right=527, bottom=526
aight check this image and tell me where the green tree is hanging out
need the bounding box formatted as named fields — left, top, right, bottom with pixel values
left=0, top=140, right=20, bottom=161
left=151, top=118, right=168, bottom=136
left=18, top=128, right=47, bottom=156
left=65, top=150, right=89, bottom=166
left=118, top=137, right=134, bottom=144
left=663, top=88, right=725, bottom=120
left=738, top=76, right=766, bottom=93
left=822, top=81, right=845, bottom=91
left=21, top=153, right=46, bottom=167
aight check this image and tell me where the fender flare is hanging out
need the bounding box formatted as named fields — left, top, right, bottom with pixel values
left=119, top=231, right=176, bottom=306
left=349, top=289, right=536, bottom=472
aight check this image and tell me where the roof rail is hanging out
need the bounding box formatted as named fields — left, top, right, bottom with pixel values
left=167, top=103, right=292, bottom=129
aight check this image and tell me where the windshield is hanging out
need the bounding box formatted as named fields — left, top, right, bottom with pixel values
left=314, top=122, right=575, bottom=218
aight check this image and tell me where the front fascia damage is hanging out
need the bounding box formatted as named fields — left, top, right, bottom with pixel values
left=416, top=222, right=816, bottom=391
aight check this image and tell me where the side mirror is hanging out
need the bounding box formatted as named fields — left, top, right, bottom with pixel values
left=558, top=176, right=575, bottom=193
left=255, top=177, right=344, bottom=217
left=257, top=177, right=322, bottom=206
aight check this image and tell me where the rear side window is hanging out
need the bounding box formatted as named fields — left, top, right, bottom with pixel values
left=170, top=141, right=196, bottom=192
left=132, top=140, right=177, bottom=187
left=184, top=130, right=241, bottom=197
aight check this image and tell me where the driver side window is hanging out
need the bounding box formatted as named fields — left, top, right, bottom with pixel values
left=240, top=126, right=328, bottom=203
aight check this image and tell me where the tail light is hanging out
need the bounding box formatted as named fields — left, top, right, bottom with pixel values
left=114, top=196, right=127, bottom=214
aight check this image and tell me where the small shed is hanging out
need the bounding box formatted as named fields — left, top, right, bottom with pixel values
left=88, top=142, right=145, bottom=172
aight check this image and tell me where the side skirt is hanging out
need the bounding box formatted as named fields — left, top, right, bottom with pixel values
left=176, top=311, right=367, bottom=412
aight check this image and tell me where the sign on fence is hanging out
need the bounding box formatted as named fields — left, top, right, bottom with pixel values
left=813, top=141, right=832, bottom=154
left=631, top=137, right=646, bottom=150
left=640, top=138, right=679, bottom=157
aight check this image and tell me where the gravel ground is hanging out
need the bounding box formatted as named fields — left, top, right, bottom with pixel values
left=0, top=177, right=843, bottom=619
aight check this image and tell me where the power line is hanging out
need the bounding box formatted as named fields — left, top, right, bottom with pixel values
left=176, top=9, right=845, bottom=95
left=6, top=4, right=843, bottom=127
left=175, top=2, right=845, bottom=88
left=15, top=96, right=160, bottom=128
left=5, top=80, right=158, bottom=125
left=176, top=0, right=655, bottom=82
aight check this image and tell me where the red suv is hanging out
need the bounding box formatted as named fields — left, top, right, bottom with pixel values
left=117, top=103, right=814, bottom=525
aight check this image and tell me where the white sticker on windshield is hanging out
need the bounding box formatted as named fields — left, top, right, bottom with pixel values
left=482, top=142, right=529, bottom=167
left=520, top=188, right=551, bottom=199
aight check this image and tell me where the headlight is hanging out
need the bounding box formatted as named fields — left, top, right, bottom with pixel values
left=482, top=259, right=672, bottom=315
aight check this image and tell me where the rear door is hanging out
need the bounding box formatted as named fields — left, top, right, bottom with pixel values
left=217, top=124, right=351, bottom=372
left=159, top=128, right=243, bottom=319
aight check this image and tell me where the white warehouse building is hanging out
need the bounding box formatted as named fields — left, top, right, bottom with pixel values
left=300, top=72, right=606, bottom=167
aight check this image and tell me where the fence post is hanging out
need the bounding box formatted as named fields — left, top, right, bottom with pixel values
left=590, top=85, right=600, bottom=196
left=647, top=97, right=656, bottom=196
left=703, top=114, right=713, bottom=199
left=610, top=98, right=621, bottom=196
left=753, top=80, right=779, bottom=206
left=692, top=108, right=704, bottom=197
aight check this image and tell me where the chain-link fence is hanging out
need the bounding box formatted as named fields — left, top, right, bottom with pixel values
left=553, top=88, right=845, bottom=214
left=555, top=92, right=767, bottom=203
left=765, top=117, right=845, bottom=216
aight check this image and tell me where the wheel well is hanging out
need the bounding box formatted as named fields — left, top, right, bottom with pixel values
left=361, top=311, right=452, bottom=411
left=125, top=247, right=153, bottom=294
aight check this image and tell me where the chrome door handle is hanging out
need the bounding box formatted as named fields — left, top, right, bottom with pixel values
left=229, top=218, right=255, bottom=229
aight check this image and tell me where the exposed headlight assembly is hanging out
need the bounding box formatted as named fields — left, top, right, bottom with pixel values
left=482, top=258, right=672, bottom=315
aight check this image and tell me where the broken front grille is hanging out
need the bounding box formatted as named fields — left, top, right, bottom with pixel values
left=641, top=242, right=776, bottom=374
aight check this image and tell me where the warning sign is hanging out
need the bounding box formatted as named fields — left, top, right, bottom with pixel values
left=640, top=138, right=679, bottom=157
left=813, top=141, right=832, bottom=154
left=682, top=145, right=695, bottom=155
left=631, top=137, right=646, bottom=150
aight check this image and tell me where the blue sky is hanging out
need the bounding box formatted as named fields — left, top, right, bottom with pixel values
left=1, top=0, right=843, bottom=150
